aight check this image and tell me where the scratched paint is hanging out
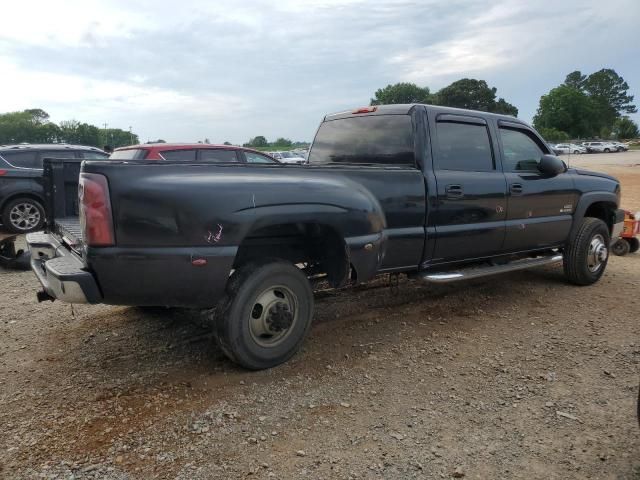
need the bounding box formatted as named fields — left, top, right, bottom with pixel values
left=205, top=224, right=223, bottom=243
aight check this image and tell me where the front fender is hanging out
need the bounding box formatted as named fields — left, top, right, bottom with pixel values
left=570, top=191, right=619, bottom=241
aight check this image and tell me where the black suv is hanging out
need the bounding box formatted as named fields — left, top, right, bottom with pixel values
left=0, top=144, right=108, bottom=233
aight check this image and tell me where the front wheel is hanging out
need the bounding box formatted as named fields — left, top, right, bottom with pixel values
left=214, top=261, right=314, bottom=370
left=627, top=237, right=639, bottom=253
left=604, top=148, right=611, bottom=153
left=563, top=218, right=611, bottom=285
left=2, top=197, right=45, bottom=233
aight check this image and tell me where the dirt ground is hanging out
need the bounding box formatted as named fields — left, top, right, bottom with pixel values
left=1, top=156, right=639, bottom=479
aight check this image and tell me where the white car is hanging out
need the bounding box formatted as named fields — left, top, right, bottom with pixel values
left=582, top=142, right=618, bottom=153
left=554, top=143, right=586, bottom=154
left=610, top=142, right=629, bottom=152
left=270, top=151, right=306, bottom=164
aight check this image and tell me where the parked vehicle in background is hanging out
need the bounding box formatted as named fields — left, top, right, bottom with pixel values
left=582, top=142, right=618, bottom=153
left=553, top=143, right=586, bottom=154
left=269, top=151, right=306, bottom=164
left=111, top=143, right=279, bottom=163
left=27, top=104, right=624, bottom=370
left=0, top=144, right=108, bottom=233
left=610, top=142, right=629, bottom=152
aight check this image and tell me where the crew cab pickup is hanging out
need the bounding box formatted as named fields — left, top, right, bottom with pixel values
left=27, top=104, right=624, bottom=369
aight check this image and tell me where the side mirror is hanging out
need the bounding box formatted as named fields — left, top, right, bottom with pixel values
left=538, top=154, right=567, bottom=176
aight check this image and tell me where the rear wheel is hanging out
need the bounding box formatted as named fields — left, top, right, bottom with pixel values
left=214, top=260, right=314, bottom=370
left=612, top=239, right=630, bottom=256
left=563, top=217, right=610, bottom=285
left=2, top=197, right=45, bottom=233
left=604, top=148, right=611, bottom=153
left=627, top=237, right=640, bottom=253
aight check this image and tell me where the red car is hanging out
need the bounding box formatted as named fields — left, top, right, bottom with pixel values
left=110, top=143, right=278, bottom=164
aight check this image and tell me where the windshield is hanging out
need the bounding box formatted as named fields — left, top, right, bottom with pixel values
left=110, top=148, right=148, bottom=160
left=308, top=114, right=414, bottom=165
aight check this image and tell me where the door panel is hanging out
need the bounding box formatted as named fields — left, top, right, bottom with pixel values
left=499, top=127, right=575, bottom=252
left=432, top=170, right=507, bottom=261
left=430, top=118, right=507, bottom=262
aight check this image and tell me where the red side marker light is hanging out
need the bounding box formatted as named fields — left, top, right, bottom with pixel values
left=192, top=258, right=208, bottom=266
left=0, top=169, right=7, bottom=175
left=352, top=106, right=377, bottom=114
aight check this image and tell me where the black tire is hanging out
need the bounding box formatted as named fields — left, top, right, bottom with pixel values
left=1, top=197, right=45, bottom=233
left=611, top=239, right=630, bottom=256
left=627, top=237, right=640, bottom=253
left=604, top=148, right=610, bottom=153
left=214, top=260, right=314, bottom=370
left=563, top=217, right=611, bottom=285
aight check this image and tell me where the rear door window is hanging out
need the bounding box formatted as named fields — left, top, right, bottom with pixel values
left=0, top=151, right=41, bottom=169
left=435, top=121, right=494, bottom=171
left=198, top=149, right=239, bottom=162
left=159, top=149, right=197, bottom=161
left=308, top=114, right=415, bottom=166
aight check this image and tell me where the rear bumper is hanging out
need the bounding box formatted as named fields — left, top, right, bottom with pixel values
left=611, top=209, right=625, bottom=242
left=26, top=232, right=101, bottom=303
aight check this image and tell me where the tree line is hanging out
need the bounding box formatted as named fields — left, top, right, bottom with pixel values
left=533, top=69, right=638, bottom=141
left=243, top=136, right=309, bottom=150
left=0, top=109, right=139, bottom=148
left=364, top=69, right=638, bottom=142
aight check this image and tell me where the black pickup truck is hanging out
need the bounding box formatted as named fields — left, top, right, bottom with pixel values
left=26, top=104, right=624, bottom=369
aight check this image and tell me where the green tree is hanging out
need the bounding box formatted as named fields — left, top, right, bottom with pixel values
left=612, top=117, right=639, bottom=139
left=536, top=127, right=570, bottom=142
left=583, top=68, right=637, bottom=115
left=59, top=120, right=101, bottom=146
left=0, top=109, right=59, bottom=143
left=223, top=141, right=232, bottom=145
left=434, top=79, right=518, bottom=116
left=273, top=137, right=292, bottom=147
left=532, top=85, right=598, bottom=138
left=370, top=82, right=432, bottom=105
left=248, top=136, right=268, bottom=147
left=564, top=71, right=586, bottom=90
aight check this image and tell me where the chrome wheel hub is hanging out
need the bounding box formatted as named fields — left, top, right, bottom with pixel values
left=249, top=286, right=298, bottom=347
left=9, top=202, right=41, bottom=231
left=587, top=234, right=607, bottom=272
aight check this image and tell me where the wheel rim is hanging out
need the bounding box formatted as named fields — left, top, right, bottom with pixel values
left=9, top=202, right=41, bottom=231
left=587, top=234, right=608, bottom=272
left=248, top=285, right=298, bottom=347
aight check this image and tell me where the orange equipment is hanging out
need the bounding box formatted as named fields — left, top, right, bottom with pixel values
left=611, top=210, right=640, bottom=256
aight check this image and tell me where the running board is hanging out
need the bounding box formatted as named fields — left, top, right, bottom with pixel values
left=419, top=254, right=563, bottom=284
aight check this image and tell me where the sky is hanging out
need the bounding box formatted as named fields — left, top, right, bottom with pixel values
left=1, top=0, right=639, bottom=144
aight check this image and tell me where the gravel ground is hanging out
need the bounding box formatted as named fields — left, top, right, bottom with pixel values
left=0, top=161, right=639, bottom=480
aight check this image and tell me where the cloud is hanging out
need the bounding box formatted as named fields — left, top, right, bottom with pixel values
left=1, top=0, right=638, bottom=142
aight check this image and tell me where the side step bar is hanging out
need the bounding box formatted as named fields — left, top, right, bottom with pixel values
left=419, top=254, right=563, bottom=284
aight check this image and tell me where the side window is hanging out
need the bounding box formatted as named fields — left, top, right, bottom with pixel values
left=199, top=149, right=238, bottom=162
left=499, top=128, right=545, bottom=172
left=0, top=151, right=40, bottom=168
left=159, top=149, right=197, bottom=161
left=245, top=152, right=276, bottom=163
left=435, top=121, right=494, bottom=171
left=79, top=151, right=110, bottom=159
left=41, top=150, right=77, bottom=161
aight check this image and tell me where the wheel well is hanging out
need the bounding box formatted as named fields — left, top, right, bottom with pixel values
left=584, top=201, right=616, bottom=232
left=0, top=192, right=44, bottom=212
left=234, top=223, right=351, bottom=288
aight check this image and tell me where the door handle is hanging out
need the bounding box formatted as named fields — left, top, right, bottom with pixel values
left=445, top=184, right=464, bottom=199
left=510, top=183, right=523, bottom=195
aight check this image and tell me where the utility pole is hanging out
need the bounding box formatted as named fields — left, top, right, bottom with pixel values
left=103, top=123, right=108, bottom=147
left=129, top=126, right=133, bottom=145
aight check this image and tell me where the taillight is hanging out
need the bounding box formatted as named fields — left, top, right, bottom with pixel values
left=79, top=173, right=115, bottom=246
left=352, top=106, right=377, bottom=114
left=0, top=169, right=7, bottom=175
